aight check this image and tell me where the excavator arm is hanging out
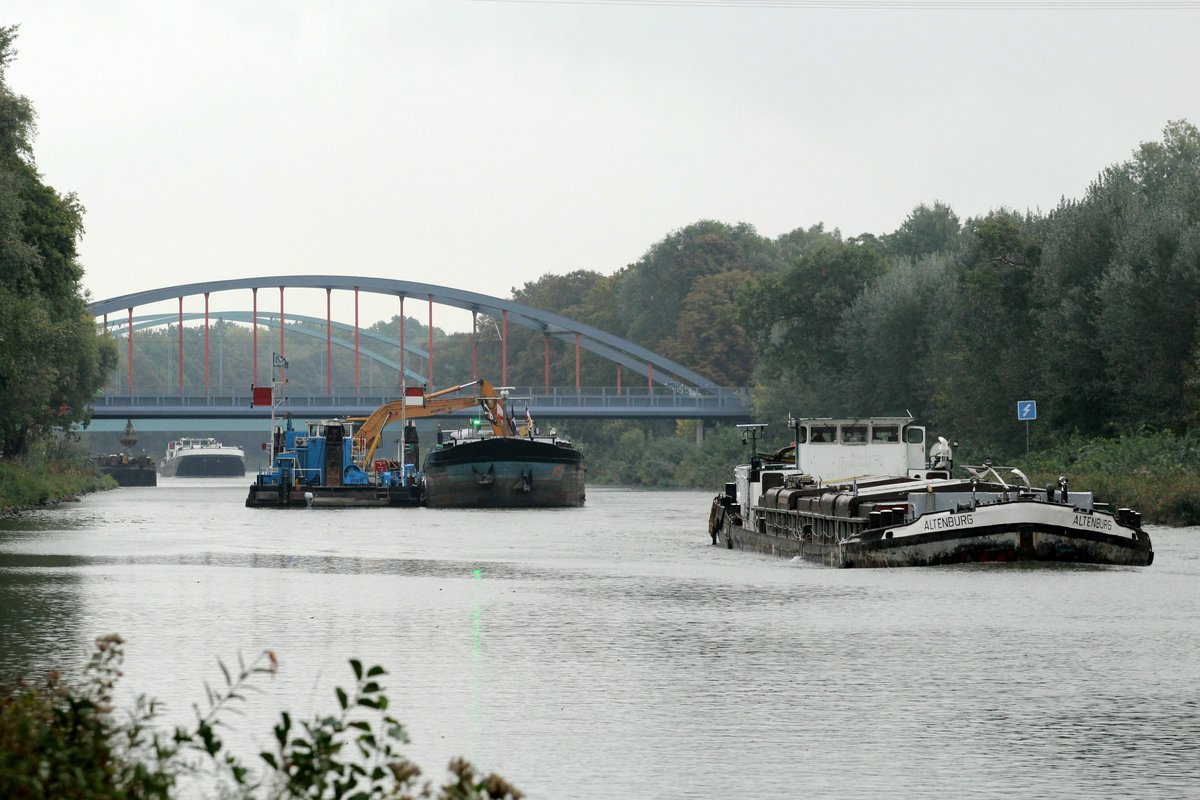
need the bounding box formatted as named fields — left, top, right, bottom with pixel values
left=351, top=379, right=509, bottom=466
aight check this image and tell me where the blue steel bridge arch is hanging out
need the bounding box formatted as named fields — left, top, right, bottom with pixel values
left=89, top=275, right=716, bottom=390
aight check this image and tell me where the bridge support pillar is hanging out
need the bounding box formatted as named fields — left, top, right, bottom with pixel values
left=252, top=287, right=258, bottom=386
left=696, top=420, right=704, bottom=446
left=327, top=288, right=334, bottom=394
left=352, top=286, right=357, bottom=388
left=127, top=307, right=134, bottom=394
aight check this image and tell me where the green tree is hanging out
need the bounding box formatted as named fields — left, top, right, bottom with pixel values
left=0, top=26, right=117, bottom=456
left=659, top=270, right=755, bottom=385
left=834, top=254, right=950, bottom=418
left=885, top=201, right=962, bottom=259
left=617, top=220, right=768, bottom=350
left=923, top=210, right=1045, bottom=452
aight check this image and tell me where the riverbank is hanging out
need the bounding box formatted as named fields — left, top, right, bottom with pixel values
left=0, top=457, right=114, bottom=517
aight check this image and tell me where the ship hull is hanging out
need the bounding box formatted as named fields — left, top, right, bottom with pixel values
left=715, top=502, right=1153, bottom=568
left=161, top=453, right=246, bottom=478
left=422, top=438, right=585, bottom=509
left=245, top=483, right=422, bottom=508
left=97, top=463, right=158, bottom=487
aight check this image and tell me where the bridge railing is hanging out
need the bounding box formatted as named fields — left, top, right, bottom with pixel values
left=90, top=385, right=754, bottom=418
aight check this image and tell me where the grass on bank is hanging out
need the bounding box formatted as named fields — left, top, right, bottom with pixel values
left=0, top=454, right=114, bottom=514
left=1023, top=429, right=1200, bottom=526
left=0, top=636, right=522, bottom=799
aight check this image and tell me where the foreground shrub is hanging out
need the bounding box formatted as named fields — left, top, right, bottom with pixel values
left=0, top=635, right=522, bottom=799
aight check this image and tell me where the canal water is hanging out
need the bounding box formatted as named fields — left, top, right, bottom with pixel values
left=1, top=480, right=1198, bottom=799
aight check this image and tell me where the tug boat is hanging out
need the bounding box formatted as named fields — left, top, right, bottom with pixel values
left=708, top=417, right=1153, bottom=568
left=245, top=416, right=422, bottom=508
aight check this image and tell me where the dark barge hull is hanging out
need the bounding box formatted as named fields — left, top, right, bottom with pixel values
left=422, top=438, right=585, bottom=509
left=245, top=483, right=422, bottom=508
left=98, top=464, right=158, bottom=487
left=166, top=455, right=246, bottom=478
left=716, top=518, right=1154, bottom=568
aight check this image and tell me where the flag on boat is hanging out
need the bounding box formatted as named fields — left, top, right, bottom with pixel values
left=272, top=352, right=289, bottom=369
left=251, top=386, right=273, bottom=407
left=404, top=385, right=425, bottom=407
left=525, top=406, right=533, bottom=430
left=480, top=399, right=497, bottom=425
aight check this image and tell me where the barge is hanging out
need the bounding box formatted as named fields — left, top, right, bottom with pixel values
left=708, top=417, right=1153, bottom=568
left=95, top=420, right=157, bottom=486
left=161, top=436, right=245, bottom=477
left=422, top=424, right=585, bottom=508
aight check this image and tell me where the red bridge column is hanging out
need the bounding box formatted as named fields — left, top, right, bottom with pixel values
left=354, top=286, right=360, bottom=390
left=399, top=296, right=406, bottom=385
left=471, top=311, right=478, bottom=382
left=427, top=294, right=434, bottom=387
left=204, top=292, right=210, bottom=394
left=544, top=333, right=550, bottom=393
left=177, top=297, right=184, bottom=395
left=617, top=364, right=622, bottom=395
left=326, top=288, right=333, bottom=394
left=278, top=287, right=286, bottom=375
left=502, top=310, right=508, bottom=387
left=127, top=307, right=134, bottom=395
left=575, top=333, right=581, bottom=393
left=252, top=287, right=258, bottom=386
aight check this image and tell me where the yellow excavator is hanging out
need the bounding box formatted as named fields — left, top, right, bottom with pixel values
left=350, top=379, right=511, bottom=467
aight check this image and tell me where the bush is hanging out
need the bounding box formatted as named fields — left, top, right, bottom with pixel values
left=1024, top=429, right=1200, bottom=525
left=0, top=636, right=523, bottom=799
left=0, top=439, right=114, bottom=515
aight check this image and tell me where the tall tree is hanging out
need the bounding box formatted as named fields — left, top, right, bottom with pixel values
left=0, top=26, right=116, bottom=457
left=885, top=201, right=962, bottom=259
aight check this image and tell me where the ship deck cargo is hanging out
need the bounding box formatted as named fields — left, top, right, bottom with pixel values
left=708, top=417, right=1152, bottom=568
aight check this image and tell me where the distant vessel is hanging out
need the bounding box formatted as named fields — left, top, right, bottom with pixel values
left=160, top=437, right=246, bottom=477
left=708, top=416, right=1152, bottom=568
left=94, top=419, right=157, bottom=486
left=422, top=425, right=585, bottom=509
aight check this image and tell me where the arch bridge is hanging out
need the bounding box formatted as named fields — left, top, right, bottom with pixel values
left=88, top=276, right=752, bottom=422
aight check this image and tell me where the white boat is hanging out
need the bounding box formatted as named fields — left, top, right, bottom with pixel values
left=708, top=417, right=1153, bottom=568
left=160, top=436, right=246, bottom=478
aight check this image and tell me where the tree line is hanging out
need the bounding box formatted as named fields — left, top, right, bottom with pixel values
left=503, top=121, right=1200, bottom=465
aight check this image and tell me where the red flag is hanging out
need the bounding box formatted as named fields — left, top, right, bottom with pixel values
left=252, top=386, right=273, bottom=407
left=404, top=385, right=425, bottom=407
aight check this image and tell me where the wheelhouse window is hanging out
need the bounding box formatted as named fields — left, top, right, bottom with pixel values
left=809, top=425, right=837, bottom=443
left=840, top=425, right=867, bottom=443
left=872, top=425, right=899, bottom=443
left=905, top=426, right=925, bottom=444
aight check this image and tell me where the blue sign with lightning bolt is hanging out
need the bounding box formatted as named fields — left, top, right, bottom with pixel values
left=1017, top=400, right=1037, bottom=421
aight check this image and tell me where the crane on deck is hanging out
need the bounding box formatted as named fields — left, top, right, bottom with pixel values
left=349, top=379, right=512, bottom=467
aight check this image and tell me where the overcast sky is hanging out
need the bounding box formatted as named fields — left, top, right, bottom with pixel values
left=5, top=0, right=1198, bottom=330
